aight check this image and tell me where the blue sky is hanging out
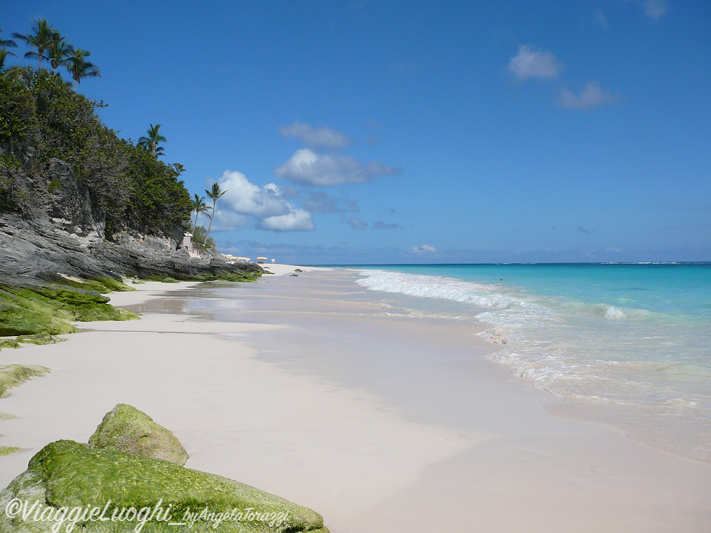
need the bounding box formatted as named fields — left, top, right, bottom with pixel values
left=3, top=0, right=710, bottom=264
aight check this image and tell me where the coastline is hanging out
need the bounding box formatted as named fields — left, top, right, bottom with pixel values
left=1, top=266, right=710, bottom=532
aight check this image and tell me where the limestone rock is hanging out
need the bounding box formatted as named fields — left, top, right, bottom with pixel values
left=0, top=440, right=330, bottom=532
left=88, top=404, right=189, bottom=466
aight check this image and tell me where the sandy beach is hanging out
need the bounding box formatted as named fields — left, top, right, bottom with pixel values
left=1, top=265, right=710, bottom=532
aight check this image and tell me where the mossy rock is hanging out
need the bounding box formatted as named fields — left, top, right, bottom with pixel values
left=0, top=440, right=330, bottom=532
left=0, top=338, right=21, bottom=350
left=0, top=364, right=50, bottom=397
left=0, top=283, right=136, bottom=337
left=88, top=404, right=189, bottom=466
left=0, top=446, right=19, bottom=456
left=15, top=333, right=66, bottom=346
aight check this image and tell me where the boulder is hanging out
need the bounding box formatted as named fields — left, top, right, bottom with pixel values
left=88, top=404, right=189, bottom=466
left=0, top=440, right=329, bottom=532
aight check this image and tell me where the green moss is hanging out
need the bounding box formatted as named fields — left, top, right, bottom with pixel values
left=141, top=275, right=181, bottom=283
left=89, top=404, right=189, bottom=466
left=0, top=364, right=50, bottom=397
left=0, top=283, right=137, bottom=338
left=0, top=338, right=21, bottom=349
left=0, top=412, right=17, bottom=420
left=15, top=333, right=66, bottom=346
left=0, top=440, right=329, bottom=532
left=0, top=286, right=78, bottom=336
left=57, top=277, right=136, bottom=294
left=0, top=446, right=20, bottom=456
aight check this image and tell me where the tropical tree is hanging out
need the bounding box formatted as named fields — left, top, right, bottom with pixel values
left=0, top=50, right=13, bottom=72
left=0, top=28, right=17, bottom=73
left=66, top=48, right=100, bottom=89
left=13, top=19, right=57, bottom=70
left=190, top=194, right=211, bottom=236
left=203, top=182, right=227, bottom=244
left=137, top=123, right=166, bottom=157
left=46, top=32, right=72, bottom=74
left=0, top=28, right=17, bottom=50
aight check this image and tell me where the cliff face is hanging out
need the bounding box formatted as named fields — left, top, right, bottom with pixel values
left=0, top=69, right=261, bottom=285
left=0, top=156, right=260, bottom=284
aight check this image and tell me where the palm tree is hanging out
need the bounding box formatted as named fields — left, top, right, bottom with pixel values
left=0, top=28, right=17, bottom=73
left=190, top=194, right=211, bottom=236
left=0, top=28, right=17, bottom=50
left=46, top=32, right=72, bottom=75
left=137, top=124, right=166, bottom=157
left=203, top=183, right=227, bottom=244
left=66, top=48, right=100, bottom=89
left=13, top=19, right=57, bottom=70
left=0, top=50, right=14, bottom=72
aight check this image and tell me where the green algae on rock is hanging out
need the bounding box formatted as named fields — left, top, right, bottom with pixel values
left=89, top=404, right=189, bottom=466
left=0, top=282, right=137, bottom=338
left=0, top=446, right=19, bottom=456
left=0, top=440, right=330, bottom=532
left=0, top=365, right=50, bottom=397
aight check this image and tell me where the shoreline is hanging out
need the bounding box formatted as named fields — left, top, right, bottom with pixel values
left=1, top=266, right=710, bottom=531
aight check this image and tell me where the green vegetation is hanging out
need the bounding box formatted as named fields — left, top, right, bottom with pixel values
left=0, top=364, right=50, bottom=397
left=0, top=282, right=136, bottom=339
left=191, top=224, right=216, bottom=250
left=191, top=194, right=211, bottom=236
left=1, top=19, right=192, bottom=237
left=0, top=439, right=329, bottom=532
left=0, top=446, right=19, bottom=456
left=89, top=404, right=189, bottom=465
left=0, top=69, right=192, bottom=236
left=204, top=182, right=227, bottom=244
left=137, top=123, right=166, bottom=158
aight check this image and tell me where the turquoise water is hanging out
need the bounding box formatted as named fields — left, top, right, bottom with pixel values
left=351, top=263, right=711, bottom=462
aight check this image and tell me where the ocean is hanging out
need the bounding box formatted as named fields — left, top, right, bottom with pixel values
left=351, top=263, right=711, bottom=463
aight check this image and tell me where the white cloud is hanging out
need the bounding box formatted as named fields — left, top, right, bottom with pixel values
left=210, top=170, right=314, bottom=232
left=508, top=45, right=563, bottom=80
left=259, top=209, right=314, bottom=232
left=275, top=148, right=399, bottom=186
left=643, top=0, right=667, bottom=19
left=278, top=121, right=352, bottom=149
left=216, top=171, right=290, bottom=218
left=559, top=81, right=618, bottom=110
left=410, top=244, right=437, bottom=254
left=348, top=217, right=368, bottom=230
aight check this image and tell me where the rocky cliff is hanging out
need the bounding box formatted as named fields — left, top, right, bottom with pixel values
left=0, top=156, right=261, bottom=285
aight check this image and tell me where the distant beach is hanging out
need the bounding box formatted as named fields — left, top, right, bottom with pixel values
left=1, top=265, right=710, bottom=532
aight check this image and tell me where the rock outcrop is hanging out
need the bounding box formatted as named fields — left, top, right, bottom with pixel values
left=0, top=212, right=262, bottom=285
left=0, top=404, right=331, bottom=533
left=89, top=404, right=189, bottom=466
left=0, top=441, right=330, bottom=532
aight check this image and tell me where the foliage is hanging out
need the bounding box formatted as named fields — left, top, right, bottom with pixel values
left=204, top=182, right=227, bottom=243
left=0, top=69, right=192, bottom=237
left=123, top=146, right=192, bottom=234
left=137, top=123, right=166, bottom=157
left=12, top=19, right=56, bottom=70
left=190, top=194, right=211, bottom=235
left=192, top=224, right=215, bottom=249
left=66, top=47, right=100, bottom=88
